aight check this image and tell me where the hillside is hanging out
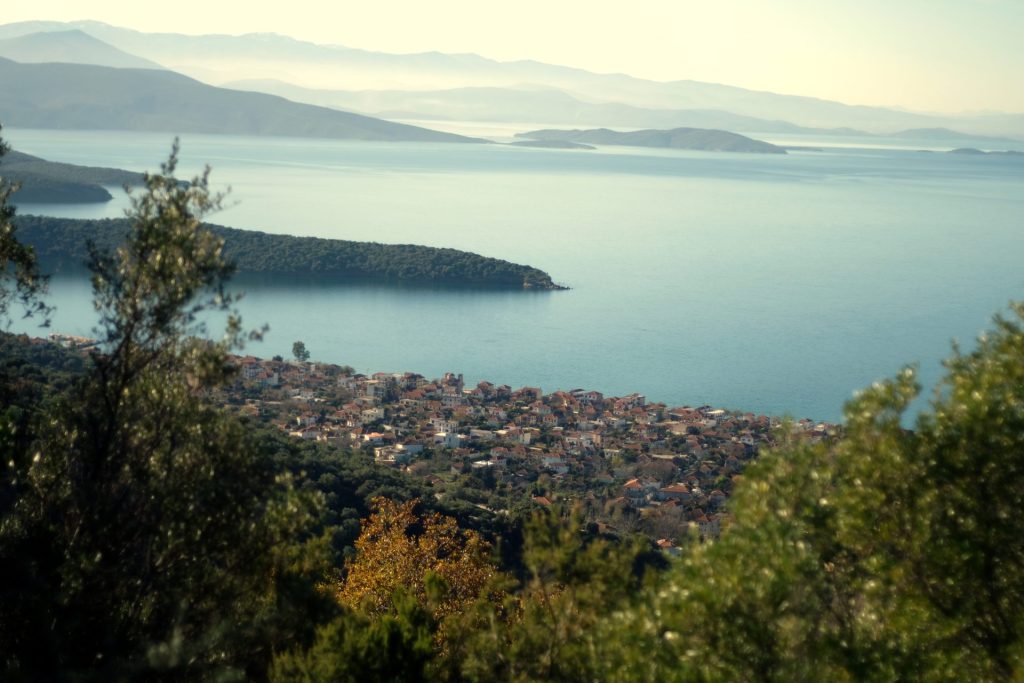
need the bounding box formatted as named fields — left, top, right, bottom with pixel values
left=0, top=57, right=483, bottom=143
left=13, top=215, right=566, bottom=289
left=516, top=127, right=786, bottom=153
left=1, top=149, right=144, bottom=203
left=0, top=29, right=164, bottom=69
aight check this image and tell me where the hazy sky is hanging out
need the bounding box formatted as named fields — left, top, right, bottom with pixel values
left=6, top=0, right=1024, bottom=113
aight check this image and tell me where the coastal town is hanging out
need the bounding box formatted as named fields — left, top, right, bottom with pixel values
left=219, top=350, right=839, bottom=546
left=38, top=331, right=838, bottom=545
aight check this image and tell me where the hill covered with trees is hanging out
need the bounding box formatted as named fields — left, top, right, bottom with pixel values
left=14, top=214, right=565, bottom=289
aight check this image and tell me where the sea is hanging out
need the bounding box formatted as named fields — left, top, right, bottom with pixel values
left=4, top=127, right=1023, bottom=423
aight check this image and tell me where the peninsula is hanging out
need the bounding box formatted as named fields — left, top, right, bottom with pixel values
left=13, top=215, right=567, bottom=290
left=1, top=149, right=144, bottom=203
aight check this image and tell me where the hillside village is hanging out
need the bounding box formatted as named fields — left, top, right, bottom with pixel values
left=222, top=353, right=839, bottom=545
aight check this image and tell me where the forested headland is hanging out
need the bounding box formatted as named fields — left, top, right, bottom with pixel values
left=14, top=214, right=566, bottom=290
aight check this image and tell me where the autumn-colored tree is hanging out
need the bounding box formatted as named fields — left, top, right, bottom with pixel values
left=339, top=498, right=495, bottom=624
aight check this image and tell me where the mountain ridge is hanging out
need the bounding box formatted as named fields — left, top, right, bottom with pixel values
left=0, top=29, right=165, bottom=70
left=1, top=20, right=1021, bottom=137
left=0, top=57, right=484, bottom=143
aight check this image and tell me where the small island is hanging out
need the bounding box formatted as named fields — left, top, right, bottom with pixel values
left=514, top=127, right=787, bottom=154
left=2, top=149, right=145, bottom=204
left=14, top=215, right=568, bottom=290
left=948, top=147, right=1024, bottom=156
left=507, top=139, right=596, bottom=150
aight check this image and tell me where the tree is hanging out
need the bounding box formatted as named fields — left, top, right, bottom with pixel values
left=0, top=124, right=49, bottom=324
left=272, top=498, right=498, bottom=681
left=447, top=506, right=663, bottom=682
left=270, top=593, right=436, bottom=683
left=0, top=143, right=332, bottom=681
left=338, top=498, right=496, bottom=624
left=293, top=340, right=310, bottom=362
left=587, top=303, right=1024, bottom=681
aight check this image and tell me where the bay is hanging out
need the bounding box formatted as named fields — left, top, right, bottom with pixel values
left=5, top=127, right=1023, bottom=422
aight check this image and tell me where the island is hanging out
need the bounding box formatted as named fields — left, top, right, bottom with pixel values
left=948, top=147, right=1024, bottom=156
left=2, top=149, right=144, bottom=203
left=507, top=139, right=595, bottom=150
left=893, top=127, right=1023, bottom=148
left=514, top=127, right=787, bottom=154
left=13, top=215, right=568, bottom=290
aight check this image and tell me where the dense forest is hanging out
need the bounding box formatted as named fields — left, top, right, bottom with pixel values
left=13, top=214, right=565, bottom=289
left=4, top=138, right=1024, bottom=681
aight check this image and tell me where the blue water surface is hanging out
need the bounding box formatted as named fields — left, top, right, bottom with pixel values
left=6, top=128, right=1023, bottom=422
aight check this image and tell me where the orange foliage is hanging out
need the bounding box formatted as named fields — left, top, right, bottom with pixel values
left=338, top=498, right=495, bottom=623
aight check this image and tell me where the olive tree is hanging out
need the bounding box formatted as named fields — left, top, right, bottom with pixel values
left=0, top=143, right=332, bottom=681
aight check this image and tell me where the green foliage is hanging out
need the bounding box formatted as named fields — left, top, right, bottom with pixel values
left=592, top=303, right=1024, bottom=682
left=449, top=507, right=663, bottom=682
left=292, top=340, right=310, bottom=362
left=0, top=332, right=86, bottom=516
left=0, top=143, right=332, bottom=681
left=270, top=593, right=436, bottom=683
left=0, top=125, right=49, bottom=324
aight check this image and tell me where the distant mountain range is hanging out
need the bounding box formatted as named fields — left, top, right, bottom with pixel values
left=889, top=128, right=1023, bottom=147
left=516, top=128, right=786, bottom=154
left=0, top=28, right=164, bottom=70
left=0, top=21, right=1021, bottom=143
left=220, top=80, right=874, bottom=137
left=0, top=57, right=480, bottom=143
left=1, top=149, right=143, bottom=203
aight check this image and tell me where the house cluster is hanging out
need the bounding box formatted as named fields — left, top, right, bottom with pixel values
left=47, top=333, right=100, bottom=350
left=222, top=356, right=837, bottom=542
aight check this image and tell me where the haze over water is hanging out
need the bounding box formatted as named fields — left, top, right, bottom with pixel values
left=8, top=128, right=1024, bottom=422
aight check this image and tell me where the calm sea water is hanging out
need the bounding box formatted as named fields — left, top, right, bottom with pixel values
left=5, top=128, right=1023, bottom=422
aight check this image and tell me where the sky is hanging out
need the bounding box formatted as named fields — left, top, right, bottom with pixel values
left=4, top=0, right=1024, bottom=113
